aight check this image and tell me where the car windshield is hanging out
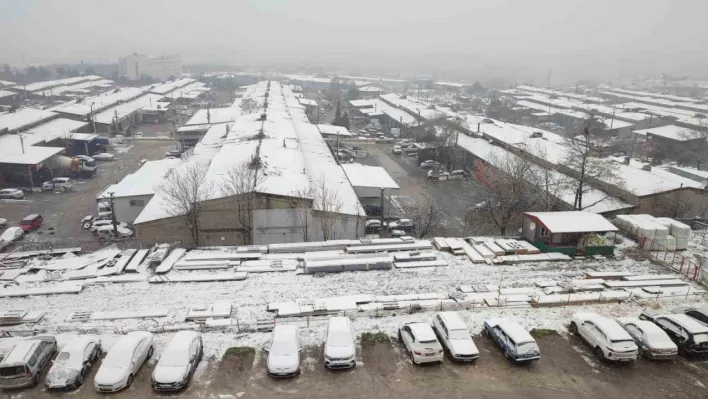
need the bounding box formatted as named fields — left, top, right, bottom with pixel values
left=270, top=340, right=296, bottom=356
left=694, top=333, right=708, bottom=344
left=327, top=331, right=351, bottom=347
left=55, top=352, right=71, bottom=361
left=0, top=366, right=26, bottom=376
left=159, top=348, right=189, bottom=366
left=517, top=342, right=538, bottom=354
left=448, top=329, right=470, bottom=340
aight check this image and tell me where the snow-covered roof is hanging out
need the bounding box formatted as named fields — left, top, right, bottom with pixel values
left=349, top=99, right=378, bottom=108
left=340, top=75, right=405, bottom=83
left=0, top=108, right=57, bottom=132
left=298, top=98, right=318, bottom=107
left=0, top=141, right=64, bottom=164
left=162, top=82, right=208, bottom=100
left=23, top=118, right=88, bottom=145
left=604, top=87, right=702, bottom=103
left=525, top=211, right=618, bottom=233
left=0, top=90, right=17, bottom=99
left=93, top=94, right=165, bottom=125
left=51, top=87, right=147, bottom=117
left=34, top=79, right=114, bottom=97
left=13, top=76, right=102, bottom=93
left=185, top=107, right=239, bottom=126
left=607, top=156, right=705, bottom=195
left=341, top=163, right=399, bottom=189
left=381, top=93, right=450, bottom=120
left=148, top=78, right=195, bottom=95
left=457, top=134, right=634, bottom=214
left=316, top=124, right=351, bottom=137
left=0, top=80, right=16, bottom=87
left=634, top=125, right=702, bottom=142
left=435, top=81, right=468, bottom=88
left=97, top=158, right=181, bottom=199
left=358, top=85, right=383, bottom=92
left=516, top=86, right=606, bottom=103
left=281, top=74, right=331, bottom=84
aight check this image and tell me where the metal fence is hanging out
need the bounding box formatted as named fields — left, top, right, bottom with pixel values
left=638, top=237, right=701, bottom=281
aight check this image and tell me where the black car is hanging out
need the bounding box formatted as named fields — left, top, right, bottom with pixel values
left=640, top=310, right=708, bottom=356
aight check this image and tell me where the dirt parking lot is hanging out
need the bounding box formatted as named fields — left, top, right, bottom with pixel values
left=360, top=144, right=487, bottom=236
left=4, top=332, right=707, bottom=399
left=0, top=140, right=175, bottom=251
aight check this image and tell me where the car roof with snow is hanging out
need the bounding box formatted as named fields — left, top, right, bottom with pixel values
left=273, top=324, right=298, bottom=338
left=1, top=341, right=39, bottom=365
left=574, top=312, right=630, bottom=339
left=165, top=331, right=200, bottom=349
left=438, top=312, right=468, bottom=330
left=616, top=317, right=669, bottom=336
left=486, top=318, right=535, bottom=343
left=658, top=314, right=708, bottom=333
left=328, top=316, right=351, bottom=331
left=406, top=322, right=436, bottom=341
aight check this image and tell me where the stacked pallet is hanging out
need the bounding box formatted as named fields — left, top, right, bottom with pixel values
left=615, top=214, right=690, bottom=251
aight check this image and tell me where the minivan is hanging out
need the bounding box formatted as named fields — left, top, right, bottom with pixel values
left=19, top=214, right=43, bottom=232
left=324, top=317, right=356, bottom=369
left=483, top=318, right=540, bottom=362
left=0, top=336, right=57, bottom=389
left=640, top=310, right=708, bottom=356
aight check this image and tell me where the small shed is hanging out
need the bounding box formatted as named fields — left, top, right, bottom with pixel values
left=522, top=211, right=618, bottom=256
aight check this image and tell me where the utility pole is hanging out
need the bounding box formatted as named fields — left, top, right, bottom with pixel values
left=379, top=188, right=385, bottom=227
left=90, top=102, right=96, bottom=133
left=19, top=134, right=25, bottom=154
left=107, top=192, right=118, bottom=237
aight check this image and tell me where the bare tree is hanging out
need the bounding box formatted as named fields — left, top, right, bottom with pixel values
left=157, top=163, right=213, bottom=246
left=405, top=196, right=443, bottom=238
left=562, top=112, right=624, bottom=210
left=240, top=97, right=260, bottom=114
left=313, top=177, right=343, bottom=241
left=466, top=153, right=536, bottom=235
left=676, top=120, right=708, bottom=169
left=288, top=189, right=313, bottom=242
left=220, top=162, right=266, bottom=244
left=526, top=144, right=565, bottom=211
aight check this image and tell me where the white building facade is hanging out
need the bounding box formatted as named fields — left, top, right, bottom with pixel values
left=119, top=54, right=182, bottom=81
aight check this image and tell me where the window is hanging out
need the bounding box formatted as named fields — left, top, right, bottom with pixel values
left=539, top=226, right=550, bottom=237
left=687, top=311, right=708, bottom=324
left=129, top=199, right=145, bottom=207
left=28, top=353, right=38, bottom=367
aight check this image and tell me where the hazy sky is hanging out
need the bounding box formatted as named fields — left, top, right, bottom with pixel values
left=1, top=0, right=707, bottom=83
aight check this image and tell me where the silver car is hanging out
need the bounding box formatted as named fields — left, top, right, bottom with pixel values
left=45, top=336, right=102, bottom=390
left=616, top=317, right=677, bottom=360
left=0, top=189, right=24, bottom=200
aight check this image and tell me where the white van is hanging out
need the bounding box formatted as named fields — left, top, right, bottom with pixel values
left=0, top=336, right=57, bottom=389
left=324, top=317, right=356, bottom=369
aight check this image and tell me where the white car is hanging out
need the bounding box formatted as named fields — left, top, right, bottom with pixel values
left=388, top=218, right=413, bottom=231
left=432, top=312, right=479, bottom=362
left=420, top=160, right=441, bottom=169
left=90, top=220, right=128, bottom=233
left=152, top=331, right=203, bottom=391
left=399, top=322, right=444, bottom=364
left=45, top=336, right=101, bottom=390
left=42, top=177, right=73, bottom=191
left=0, top=227, right=24, bottom=249
left=0, top=188, right=24, bottom=200
left=324, top=317, right=356, bottom=369
left=616, top=317, right=678, bottom=360
left=267, top=325, right=301, bottom=378
left=392, top=145, right=402, bottom=154
left=93, top=153, right=115, bottom=161
left=94, top=331, right=154, bottom=392
left=570, top=312, right=638, bottom=362
left=0, top=218, right=7, bottom=229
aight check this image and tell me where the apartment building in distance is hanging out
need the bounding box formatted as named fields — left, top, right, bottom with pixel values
left=118, top=54, right=182, bottom=80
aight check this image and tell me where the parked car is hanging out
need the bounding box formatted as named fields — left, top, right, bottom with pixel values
left=45, top=336, right=101, bottom=390
left=392, top=145, right=402, bottom=154
left=365, top=219, right=382, bottom=233
left=152, top=331, right=203, bottom=391
left=448, top=170, right=469, bottom=180
left=615, top=317, right=677, bottom=360
left=420, top=160, right=441, bottom=169
left=266, top=325, right=301, bottom=378
left=93, top=153, right=115, bottom=161
left=324, top=317, right=356, bottom=369
left=483, top=318, right=540, bottom=362
left=19, top=214, right=43, bottom=232
left=94, top=331, right=154, bottom=392
left=165, top=150, right=181, bottom=158
left=96, top=225, right=133, bottom=241
left=390, top=229, right=406, bottom=237
left=81, top=215, right=95, bottom=229
left=428, top=170, right=450, bottom=181
left=364, top=204, right=382, bottom=216
left=570, top=312, right=637, bottom=362
left=89, top=220, right=128, bottom=233
left=42, top=177, right=73, bottom=192
left=0, top=336, right=57, bottom=389
left=0, top=227, right=24, bottom=250
left=640, top=310, right=708, bottom=356
left=0, top=218, right=7, bottom=229
left=672, top=307, right=708, bottom=326
left=0, top=188, right=24, bottom=200
left=432, top=312, right=479, bottom=362
left=388, top=218, right=413, bottom=232
left=399, top=322, right=444, bottom=364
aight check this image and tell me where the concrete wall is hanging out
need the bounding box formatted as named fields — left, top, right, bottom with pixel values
left=635, top=188, right=708, bottom=218
left=113, top=194, right=153, bottom=224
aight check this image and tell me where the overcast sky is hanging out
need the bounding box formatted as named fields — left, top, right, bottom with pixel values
left=1, top=0, right=707, bottom=83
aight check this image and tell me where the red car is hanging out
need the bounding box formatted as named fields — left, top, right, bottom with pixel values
left=19, top=214, right=43, bottom=231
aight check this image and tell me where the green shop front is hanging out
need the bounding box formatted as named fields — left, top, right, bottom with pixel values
left=522, top=211, right=618, bottom=256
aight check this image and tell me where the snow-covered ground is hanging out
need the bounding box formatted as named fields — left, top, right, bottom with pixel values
left=3, top=248, right=708, bottom=359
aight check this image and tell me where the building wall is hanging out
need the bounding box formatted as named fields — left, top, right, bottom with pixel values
left=635, top=188, right=708, bottom=218
left=119, top=54, right=182, bottom=81
left=112, top=194, right=153, bottom=224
